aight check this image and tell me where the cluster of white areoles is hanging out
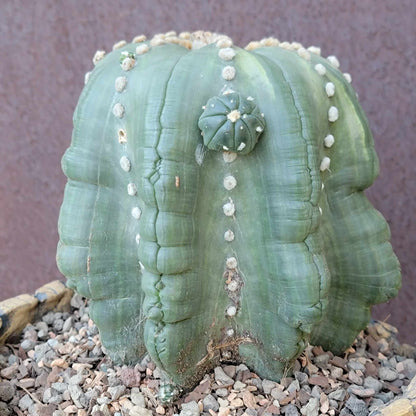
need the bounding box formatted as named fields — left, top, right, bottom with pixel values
left=104, top=41, right=153, bottom=250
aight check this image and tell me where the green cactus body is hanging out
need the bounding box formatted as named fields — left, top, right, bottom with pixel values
left=57, top=31, right=401, bottom=394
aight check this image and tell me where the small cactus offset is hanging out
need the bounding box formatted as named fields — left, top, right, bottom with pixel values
left=57, top=31, right=401, bottom=396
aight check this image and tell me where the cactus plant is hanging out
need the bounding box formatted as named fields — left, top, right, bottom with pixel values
left=57, top=31, right=401, bottom=397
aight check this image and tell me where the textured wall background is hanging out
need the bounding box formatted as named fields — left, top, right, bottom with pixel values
left=0, top=0, right=414, bottom=343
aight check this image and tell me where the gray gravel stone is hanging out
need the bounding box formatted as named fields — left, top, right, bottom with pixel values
left=378, top=366, right=398, bottom=381
left=18, top=393, right=34, bottom=410
left=0, top=401, right=11, bottom=416
left=300, top=397, right=319, bottom=416
left=287, top=379, right=300, bottom=394
left=294, top=371, right=309, bottom=385
left=203, top=394, right=219, bottom=412
left=328, top=389, right=346, bottom=401
left=180, top=400, right=200, bottom=416
left=214, top=367, right=234, bottom=385
left=0, top=381, right=15, bottom=402
left=283, top=404, right=300, bottom=415
left=215, top=388, right=228, bottom=397
left=68, top=383, right=87, bottom=408
left=20, top=339, right=36, bottom=351
left=51, top=382, right=68, bottom=393
left=262, top=379, right=276, bottom=394
left=363, top=376, right=383, bottom=393
left=345, top=396, right=368, bottom=416
left=108, top=385, right=126, bottom=401
left=131, top=388, right=146, bottom=407
left=233, top=380, right=246, bottom=391
left=130, top=407, right=153, bottom=416
left=347, top=360, right=366, bottom=372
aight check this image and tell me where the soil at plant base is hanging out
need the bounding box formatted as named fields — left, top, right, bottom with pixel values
left=0, top=294, right=415, bottom=416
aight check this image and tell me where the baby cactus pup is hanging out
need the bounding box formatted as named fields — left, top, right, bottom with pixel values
left=57, top=31, right=401, bottom=397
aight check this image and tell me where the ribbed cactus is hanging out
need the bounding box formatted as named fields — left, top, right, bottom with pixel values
left=57, top=31, right=401, bottom=397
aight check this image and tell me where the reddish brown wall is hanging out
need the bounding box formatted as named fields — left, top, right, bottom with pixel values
left=0, top=0, right=415, bottom=343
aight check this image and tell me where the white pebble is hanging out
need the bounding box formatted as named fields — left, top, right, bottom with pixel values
left=226, top=305, right=237, bottom=317
left=223, top=200, right=235, bottom=216
left=115, top=76, right=127, bottom=92
left=328, top=106, right=339, bottom=122
left=127, top=183, right=137, bottom=196
left=223, top=152, right=237, bottom=163
left=327, top=55, right=340, bottom=68
left=320, top=157, right=331, bottom=172
left=343, top=72, right=352, bottom=83
left=218, top=47, right=236, bottom=61
left=113, top=103, right=125, bottom=118
left=324, top=134, right=335, bottom=148
left=224, top=230, right=235, bottom=242
left=314, top=63, right=326, bottom=76
left=325, top=82, right=335, bottom=97
left=136, top=44, right=150, bottom=55
left=222, top=66, right=236, bottom=81
left=120, top=156, right=131, bottom=172
left=223, top=175, right=237, bottom=190
left=131, top=207, right=142, bottom=219
left=226, top=257, right=237, bottom=269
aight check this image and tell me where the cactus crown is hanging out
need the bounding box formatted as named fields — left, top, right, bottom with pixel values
left=57, top=30, right=401, bottom=398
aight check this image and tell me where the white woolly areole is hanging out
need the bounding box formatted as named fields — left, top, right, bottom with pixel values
left=328, top=106, right=339, bottom=122
left=120, top=156, right=131, bottom=172
left=135, top=234, right=141, bottom=245
left=112, top=40, right=127, bottom=50
left=224, top=230, right=235, bottom=242
left=222, top=66, right=236, bottom=81
left=136, top=44, right=150, bottom=55
left=327, top=55, right=340, bottom=68
left=223, top=200, right=235, bottom=216
left=92, top=50, right=105, bottom=65
left=325, top=82, right=335, bottom=97
left=223, top=152, right=237, bottom=163
left=237, top=142, right=246, bottom=151
left=131, top=207, right=142, bottom=219
left=226, top=328, right=235, bottom=337
left=127, top=183, right=137, bottom=196
left=227, top=109, right=240, bottom=123
left=121, top=57, right=135, bottom=71
left=226, top=257, right=238, bottom=269
left=84, top=72, right=91, bottom=85
left=223, top=176, right=237, bottom=190
left=218, top=47, right=236, bottom=61
left=297, top=48, right=311, bottom=61
left=226, top=305, right=237, bottom=317
left=320, top=157, right=331, bottom=172
left=132, top=34, right=147, bottom=43
left=216, top=38, right=233, bottom=48
left=112, top=103, right=125, bottom=118
left=343, top=72, right=352, bottom=83
left=227, top=281, right=239, bottom=292
left=118, top=129, right=127, bottom=143
left=324, top=134, right=335, bottom=148
left=115, top=76, right=127, bottom=92
left=308, top=46, right=321, bottom=56
left=319, top=206, right=323, bottom=215
left=314, top=63, right=326, bottom=76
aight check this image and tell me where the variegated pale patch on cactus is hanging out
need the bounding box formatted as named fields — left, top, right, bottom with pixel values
left=57, top=30, right=401, bottom=398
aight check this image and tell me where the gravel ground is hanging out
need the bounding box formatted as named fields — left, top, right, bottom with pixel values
left=0, top=294, right=415, bottom=416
